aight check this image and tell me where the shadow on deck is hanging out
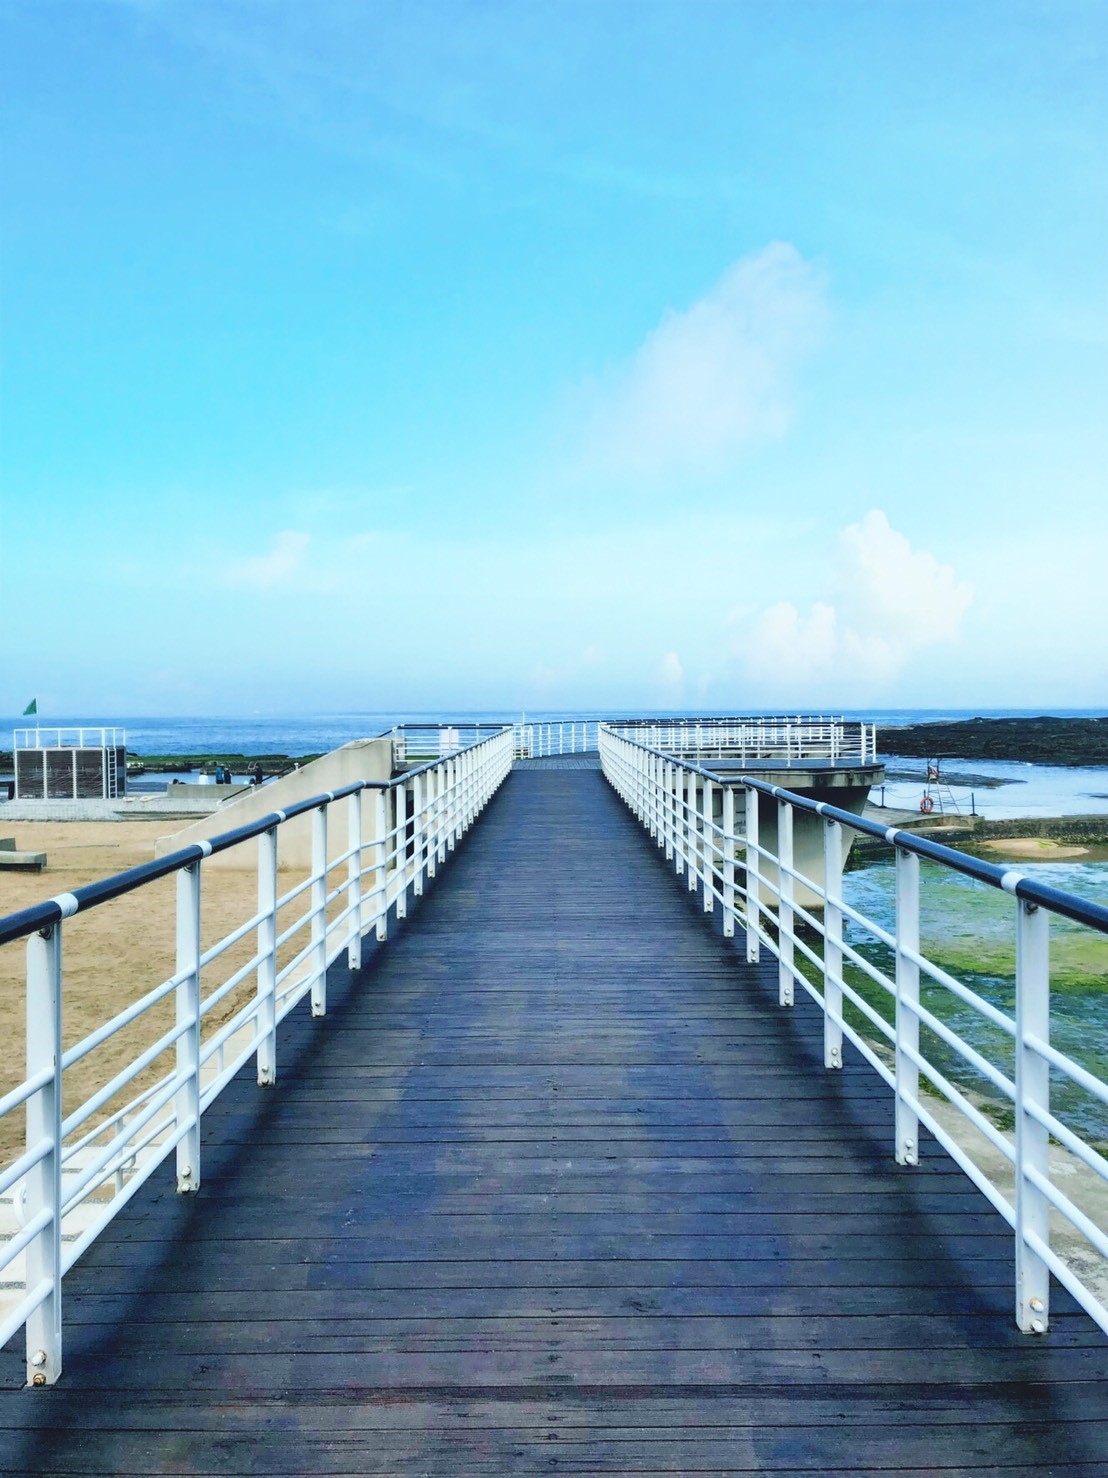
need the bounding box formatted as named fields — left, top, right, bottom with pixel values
left=1, top=768, right=1106, bottom=1474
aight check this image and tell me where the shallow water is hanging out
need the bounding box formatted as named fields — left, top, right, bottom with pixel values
left=877, top=757, right=1108, bottom=820
left=841, top=857, right=1108, bottom=1145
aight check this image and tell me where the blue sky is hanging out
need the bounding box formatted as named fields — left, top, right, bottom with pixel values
left=1, top=0, right=1105, bottom=716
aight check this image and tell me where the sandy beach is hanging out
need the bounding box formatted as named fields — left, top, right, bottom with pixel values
left=0, top=820, right=317, bottom=1165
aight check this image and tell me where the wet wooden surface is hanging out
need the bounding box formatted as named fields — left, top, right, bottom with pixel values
left=1, top=767, right=1106, bottom=1473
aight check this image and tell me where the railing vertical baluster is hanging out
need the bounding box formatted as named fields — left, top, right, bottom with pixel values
left=311, top=804, right=328, bottom=1015
left=395, top=782, right=408, bottom=921
left=777, top=799, right=794, bottom=1006
left=175, top=860, right=202, bottom=1191
left=412, top=772, right=425, bottom=896
left=374, top=789, right=389, bottom=942
left=25, top=917, right=64, bottom=1386
left=894, top=847, right=920, bottom=1164
left=745, top=786, right=760, bottom=963
left=687, top=771, right=698, bottom=894
left=452, top=755, right=462, bottom=847
left=256, top=826, right=278, bottom=1085
left=662, top=762, right=671, bottom=863
left=673, top=766, right=683, bottom=875
left=722, top=786, right=735, bottom=938
left=702, top=777, right=714, bottom=911
left=427, top=769, right=438, bottom=879
left=822, top=818, right=844, bottom=1069
left=438, top=763, right=449, bottom=864
left=347, top=792, right=363, bottom=969
left=1015, top=896, right=1051, bottom=1333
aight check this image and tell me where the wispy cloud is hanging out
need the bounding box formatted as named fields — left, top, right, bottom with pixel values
left=741, top=511, right=973, bottom=695
left=574, top=243, right=827, bottom=482
left=222, top=530, right=310, bottom=589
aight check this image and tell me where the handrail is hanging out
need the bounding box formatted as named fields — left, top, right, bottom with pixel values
left=607, top=734, right=1108, bottom=934
left=598, top=721, right=1108, bottom=1340
left=0, top=725, right=514, bottom=1385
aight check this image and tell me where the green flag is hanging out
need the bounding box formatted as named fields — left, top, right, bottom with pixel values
left=22, top=698, right=37, bottom=716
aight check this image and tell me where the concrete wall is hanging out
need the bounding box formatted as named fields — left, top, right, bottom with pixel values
left=701, top=765, right=883, bottom=910
left=155, top=738, right=395, bottom=870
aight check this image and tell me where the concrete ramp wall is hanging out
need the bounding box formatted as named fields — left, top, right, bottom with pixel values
left=155, top=738, right=394, bottom=870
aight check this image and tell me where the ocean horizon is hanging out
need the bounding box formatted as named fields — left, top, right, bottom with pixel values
left=5, top=707, right=1107, bottom=759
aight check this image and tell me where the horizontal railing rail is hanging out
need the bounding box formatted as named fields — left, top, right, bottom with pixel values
left=0, top=727, right=514, bottom=1385
left=599, top=723, right=1108, bottom=1339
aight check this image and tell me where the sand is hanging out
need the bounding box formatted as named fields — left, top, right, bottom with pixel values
left=0, top=821, right=335, bottom=1166
left=980, top=836, right=1091, bottom=860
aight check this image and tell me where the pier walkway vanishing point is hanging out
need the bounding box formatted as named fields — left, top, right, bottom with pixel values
left=0, top=722, right=1107, bottom=1473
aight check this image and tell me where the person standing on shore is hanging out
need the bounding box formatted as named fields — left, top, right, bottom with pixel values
left=252, top=762, right=263, bottom=787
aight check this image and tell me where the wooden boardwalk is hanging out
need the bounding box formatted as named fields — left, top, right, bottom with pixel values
left=2, top=766, right=1107, bottom=1474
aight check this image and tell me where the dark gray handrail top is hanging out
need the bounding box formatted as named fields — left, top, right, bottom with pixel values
left=604, top=728, right=1108, bottom=936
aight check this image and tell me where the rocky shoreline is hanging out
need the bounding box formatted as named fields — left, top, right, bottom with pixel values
left=880, top=716, right=1108, bottom=768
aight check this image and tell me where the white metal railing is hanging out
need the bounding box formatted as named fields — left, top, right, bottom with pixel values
left=389, top=716, right=876, bottom=765
left=606, top=715, right=877, bottom=766
left=512, top=720, right=598, bottom=758
left=0, top=726, right=513, bottom=1385
left=599, top=722, right=1108, bottom=1338
left=12, top=728, right=126, bottom=751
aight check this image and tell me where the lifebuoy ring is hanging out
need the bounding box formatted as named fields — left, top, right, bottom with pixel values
left=920, top=795, right=935, bottom=814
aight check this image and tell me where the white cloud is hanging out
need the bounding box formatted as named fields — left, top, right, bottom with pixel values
left=223, top=531, right=310, bottom=589
left=742, top=511, right=973, bottom=694
left=840, top=510, right=972, bottom=645
left=577, top=243, right=827, bottom=480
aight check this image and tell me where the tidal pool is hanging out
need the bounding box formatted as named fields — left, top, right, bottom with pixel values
left=832, top=857, right=1108, bottom=1148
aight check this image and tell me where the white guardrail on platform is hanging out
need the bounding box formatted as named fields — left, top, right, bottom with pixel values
left=599, top=723, right=1108, bottom=1339
left=0, top=727, right=513, bottom=1385
left=389, top=716, right=875, bottom=764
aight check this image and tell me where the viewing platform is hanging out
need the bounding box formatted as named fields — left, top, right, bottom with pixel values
left=0, top=719, right=1105, bottom=1473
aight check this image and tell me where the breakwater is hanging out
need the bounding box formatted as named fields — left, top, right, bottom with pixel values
left=882, top=715, right=1108, bottom=767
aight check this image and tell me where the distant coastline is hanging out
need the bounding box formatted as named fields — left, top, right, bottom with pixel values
left=879, top=715, right=1108, bottom=768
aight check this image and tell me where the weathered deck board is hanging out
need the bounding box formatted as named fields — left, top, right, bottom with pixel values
left=1, top=766, right=1106, bottom=1474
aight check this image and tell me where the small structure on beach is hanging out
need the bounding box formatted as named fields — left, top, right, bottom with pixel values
left=12, top=726, right=128, bottom=801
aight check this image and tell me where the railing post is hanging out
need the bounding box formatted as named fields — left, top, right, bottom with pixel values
left=894, top=847, right=920, bottom=1165
left=175, top=860, right=202, bottom=1191
left=664, top=763, right=674, bottom=862
left=687, top=771, right=698, bottom=893
left=25, top=918, right=63, bottom=1386
left=311, top=803, right=328, bottom=1015
left=777, top=798, right=794, bottom=1006
left=437, top=763, right=448, bottom=865
left=347, top=792, right=363, bottom=969
left=427, top=769, right=438, bottom=879
left=822, top=818, right=844, bottom=1070
left=256, top=825, right=278, bottom=1085
left=674, top=767, right=685, bottom=876
left=722, top=786, right=735, bottom=938
left=374, top=789, right=389, bottom=942
left=1015, top=896, right=1050, bottom=1333
left=412, top=772, right=425, bottom=896
left=745, top=786, right=760, bottom=963
left=702, top=777, right=714, bottom=912
left=395, top=782, right=408, bottom=920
